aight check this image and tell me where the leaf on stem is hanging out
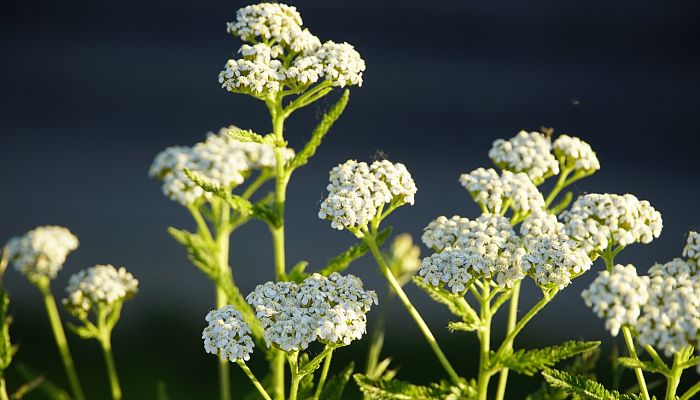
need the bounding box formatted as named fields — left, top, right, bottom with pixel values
left=542, top=368, right=641, bottom=400
left=183, top=169, right=254, bottom=217
left=287, top=261, right=309, bottom=283
left=15, top=364, right=71, bottom=400
left=320, top=362, right=354, bottom=400
left=290, top=90, right=350, bottom=171
left=617, top=357, right=670, bottom=376
left=412, top=278, right=479, bottom=327
left=0, top=289, right=13, bottom=371
left=167, top=227, right=217, bottom=277
left=497, top=341, right=600, bottom=376
left=320, top=227, right=393, bottom=276
left=447, top=321, right=478, bottom=333
left=225, top=127, right=283, bottom=147
left=354, top=374, right=474, bottom=400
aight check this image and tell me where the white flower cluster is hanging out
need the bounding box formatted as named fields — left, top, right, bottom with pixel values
left=6, top=226, right=79, bottom=281
left=202, top=305, right=255, bottom=362
left=636, top=260, right=699, bottom=357
left=561, top=193, right=662, bottom=254
left=150, top=128, right=293, bottom=206
left=582, top=264, right=650, bottom=336
left=489, top=131, right=559, bottom=184
left=459, top=168, right=545, bottom=214
left=63, top=265, right=139, bottom=319
left=318, top=159, right=417, bottom=230
left=419, top=214, right=526, bottom=291
left=552, top=135, right=600, bottom=173
left=683, top=231, right=700, bottom=267
left=220, top=3, right=365, bottom=97
left=519, top=210, right=569, bottom=248
left=246, top=273, right=377, bottom=351
left=521, top=237, right=592, bottom=289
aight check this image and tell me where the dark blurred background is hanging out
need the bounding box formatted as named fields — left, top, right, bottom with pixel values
left=1, top=0, right=699, bottom=398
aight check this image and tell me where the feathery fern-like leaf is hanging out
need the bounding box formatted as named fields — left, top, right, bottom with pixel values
left=542, top=369, right=641, bottom=400
left=497, top=341, right=600, bottom=376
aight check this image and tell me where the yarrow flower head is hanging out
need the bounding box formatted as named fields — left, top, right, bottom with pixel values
left=519, top=210, right=569, bottom=248
left=220, top=3, right=365, bottom=97
left=636, top=261, right=700, bottom=357
left=63, top=265, right=138, bottom=320
left=202, top=305, right=255, bottom=362
left=150, top=128, right=294, bottom=206
left=318, top=159, right=417, bottom=230
left=561, top=193, right=662, bottom=254
left=489, top=131, right=559, bottom=185
left=552, top=134, right=600, bottom=173
left=6, top=226, right=79, bottom=282
left=521, top=237, right=592, bottom=290
left=419, top=214, right=526, bottom=290
left=683, top=231, right=700, bottom=267
left=459, top=168, right=545, bottom=215
left=246, top=273, right=377, bottom=351
left=582, top=264, right=650, bottom=336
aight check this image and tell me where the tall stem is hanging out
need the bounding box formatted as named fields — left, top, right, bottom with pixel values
left=99, top=335, right=122, bottom=400
left=38, top=283, right=85, bottom=400
left=268, top=103, right=288, bottom=400
left=237, top=361, right=273, bottom=400
left=494, top=281, right=520, bottom=400
left=287, top=352, right=300, bottom=400
left=215, top=201, right=232, bottom=400
left=622, top=326, right=650, bottom=400
left=364, top=235, right=460, bottom=385
left=365, top=285, right=393, bottom=376
left=313, top=348, right=334, bottom=400
left=0, top=376, right=9, bottom=400
left=476, top=281, right=493, bottom=400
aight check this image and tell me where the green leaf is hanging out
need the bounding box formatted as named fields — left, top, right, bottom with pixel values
left=320, top=362, right=355, bottom=400
left=290, top=90, right=350, bottom=171
left=498, top=341, right=600, bottom=376
left=223, top=126, right=284, bottom=147
left=183, top=169, right=254, bottom=217
left=167, top=227, right=217, bottom=277
left=354, top=374, right=474, bottom=400
left=447, top=321, right=479, bottom=333
left=412, top=278, right=479, bottom=326
left=617, top=357, right=670, bottom=376
left=10, top=375, right=45, bottom=399
left=287, top=261, right=309, bottom=283
left=67, top=323, right=98, bottom=340
left=320, top=227, right=393, bottom=276
left=542, top=369, right=641, bottom=400
left=15, top=364, right=71, bottom=400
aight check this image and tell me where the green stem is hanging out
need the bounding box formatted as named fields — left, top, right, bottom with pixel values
left=215, top=199, right=233, bottom=400
left=313, top=348, right=334, bottom=400
left=0, top=376, right=9, bottom=400
left=664, top=353, right=682, bottom=400
left=269, top=100, right=287, bottom=400
left=365, top=285, right=393, bottom=377
left=544, top=167, right=571, bottom=208
left=99, top=335, right=122, bottom=400
left=494, top=282, right=520, bottom=400
left=38, top=283, right=85, bottom=400
left=622, top=326, right=650, bottom=400
left=680, top=381, right=700, bottom=400
left=237, top=361, right=273, bottom=400
left=287, top=352, right=300, bottom=400
left=476, top=281, right=493, bottom=400
left=364, top=234, right=461, bottom=385
left=216, top=288, right=232, bottom=400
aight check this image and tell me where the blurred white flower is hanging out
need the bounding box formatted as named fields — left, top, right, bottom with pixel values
left=552, top=134, right=600, bottom=173
left=683, top=231, right=700, bottom=267
left=582, top=264, right=649, bottom=336
left=63, top=264, right=138, bottom=319
left=202, top=305, right=255, bottom=362
left=318, top=160, right=416, bottom=230
left=489, top=130, right=559, bottom=184
left=561, top=193, right=662, bottom=254
left=246, top=273, right=377, bottom=351
left=6, top=226, right=79, bottom=282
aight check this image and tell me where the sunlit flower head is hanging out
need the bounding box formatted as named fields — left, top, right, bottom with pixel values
left=561, top=193, right=662, bottom=254
left=522, top=237, right=592, bottom=290
left=246, top=273, right=377, bottom=351
left=202, top=305, right=255, bottom=362
left=552, top=135, right=600, bottom=173
left=519, top=210, right=569, bottom=248
left=582, top=264, right=649, bottom=336
left=63, top=264, right=138, bottom=319
left=6, top=226, right=79, bottom=282
left=683, top=231, right=700, bottom=267
left=318, top=159, right=417, bottom=230
left=459, top=168, right=544, bottom=215
left=489, top=130, right=559, bottom=185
